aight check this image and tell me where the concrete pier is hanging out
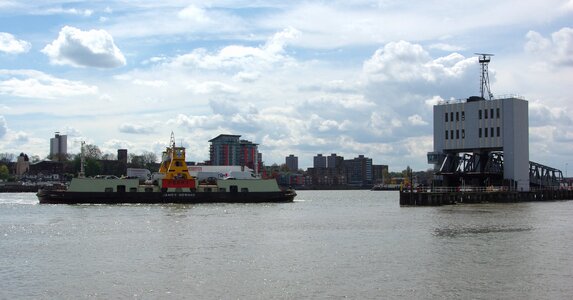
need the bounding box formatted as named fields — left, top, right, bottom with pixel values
left=399, top=189, right=573, bottom=206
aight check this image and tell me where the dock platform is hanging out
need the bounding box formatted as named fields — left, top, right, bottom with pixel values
left=400, top=188, right=573, bottom=206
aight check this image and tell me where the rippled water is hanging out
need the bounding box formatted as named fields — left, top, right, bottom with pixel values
left=1, top=191, right=572, bottom=299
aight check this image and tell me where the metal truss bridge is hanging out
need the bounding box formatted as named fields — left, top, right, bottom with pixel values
left=437, top=152, right=563, bottom=188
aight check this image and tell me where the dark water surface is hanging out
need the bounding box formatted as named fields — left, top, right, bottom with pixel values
left=1, top=191, right=572, bottom=299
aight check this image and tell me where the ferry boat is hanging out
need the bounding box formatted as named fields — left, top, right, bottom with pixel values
left=36, top=134, right=296, bottom=204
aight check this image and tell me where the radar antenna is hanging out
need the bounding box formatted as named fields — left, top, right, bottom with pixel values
left=475, top=53, right=494, bottom=100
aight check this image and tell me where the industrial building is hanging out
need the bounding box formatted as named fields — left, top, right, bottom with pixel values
left=49, top=132, right=67, bottom=161
left=427, top=54, right=561, bottom=192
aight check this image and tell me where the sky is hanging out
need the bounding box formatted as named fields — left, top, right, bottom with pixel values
left=0, top=1, right=572, bottom=172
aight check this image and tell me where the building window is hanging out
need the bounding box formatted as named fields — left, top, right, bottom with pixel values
left=461, top=111, right=465, bottom=121
left=496, top=108, right=500, bottom=118
left=451, top=130, right=454, bottom=140
left=462, top=129, right=465, bottom=139
left=485, top=128, right=488, bottom=137
left=497, top=127, right=500, bottom=137
left=445, top=130, right=448, bottom=140
left=491, top=127, right=494, bottom=137
left=485, top=109, right=488, bottom=119
left=445, top=112, right=448, bottom=122
left=479, top=128, right=482, bottom=138
left=479, top=110, right=482, bottom=119
left=456, top=130, right=459, bottom=139
left=450, top=112, right=453, bottom=122
left=491, top=109, right=494, bottom=119
left=456, top=112, right=459, bottom=122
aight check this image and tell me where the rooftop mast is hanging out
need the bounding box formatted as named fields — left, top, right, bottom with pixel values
left=475, top=53, right=494, bottom=100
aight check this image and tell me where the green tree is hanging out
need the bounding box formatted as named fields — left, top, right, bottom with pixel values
left=129, top=151, right=157, bottom=169
left=0, top=164, right=9, bottom=180
left=101, top=153, right=117, bottom=161
left=84, top=144, right=102, bottom=160
left=85, top=159, right=102, bottom=177
left=0, top=153, right=15, bottom=164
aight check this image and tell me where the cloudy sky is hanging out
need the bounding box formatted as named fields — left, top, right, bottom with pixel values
left=1, top=1, right=572, bottom=171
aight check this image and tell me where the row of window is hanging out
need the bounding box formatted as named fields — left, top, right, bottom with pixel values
left=445, top=111, right=465, bottom=122
left=445, top=108, right=501, bottom=122
left=445, top=129, right=465, bottom=140
left=479, top=108, right=500, bottom=119
left=445, top=127, right=502, bottom=140
left=479, top=127, right=501, bottom=138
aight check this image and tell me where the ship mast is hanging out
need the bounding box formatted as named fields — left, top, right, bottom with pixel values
left=475, top=53, right=494, bottom=100
left=79, top=141, right=85, bottom=178
left=170, top=131, right=176, bottom=148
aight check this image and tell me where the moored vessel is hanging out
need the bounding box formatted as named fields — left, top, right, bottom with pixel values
left=37, top=134, right=296, bottom=204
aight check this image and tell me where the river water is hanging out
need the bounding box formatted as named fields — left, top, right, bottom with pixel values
left=1, top=190, right=572, bottom=299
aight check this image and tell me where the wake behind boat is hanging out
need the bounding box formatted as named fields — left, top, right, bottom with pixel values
left=36, top=134, right=296, bottom=204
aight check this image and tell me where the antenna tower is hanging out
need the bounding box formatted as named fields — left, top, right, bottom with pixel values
left=475, top=53, right=494, bottom=100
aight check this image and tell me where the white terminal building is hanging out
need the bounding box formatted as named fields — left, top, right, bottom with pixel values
left=428, top=96, right=530, bottom=191
left=427, top=54, right=563, bottom=192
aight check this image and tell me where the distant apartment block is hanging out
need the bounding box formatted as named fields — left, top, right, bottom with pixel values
left=327, top=153, right=344, bottom=169
left=209, top=134, right=260, bottom=173
left=345, top=155, right=373, bottom=185
left=286, top=154, right=298, bottom=172
left=313, top=154, right=327, bottom=169
left=50, top=132, right=67, bottom=161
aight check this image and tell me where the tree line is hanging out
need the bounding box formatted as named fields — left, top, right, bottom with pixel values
left=0, top=144, right=159, bottom=179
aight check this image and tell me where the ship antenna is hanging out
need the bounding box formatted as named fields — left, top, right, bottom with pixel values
left=475, top=53, right=494, bottom=100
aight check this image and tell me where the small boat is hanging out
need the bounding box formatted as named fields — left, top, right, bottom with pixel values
left=37, top=134, right=296, bottom=204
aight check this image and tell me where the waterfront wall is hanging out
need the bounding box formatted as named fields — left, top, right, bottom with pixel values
left=0, top=185, right=39, bottom=193
left=400, top=189, right=573, bottom=206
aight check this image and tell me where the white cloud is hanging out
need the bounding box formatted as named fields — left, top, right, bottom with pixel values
left=363, top=40, right=431, bottom=82
left=119, top=123, right=156, bottom=134
left=64, top=126, right=82, bottom=137
left=425, top=95, right=445, bottom=107
left=42, top=8, right=93, bottom=17
left=177, top=4, right=210, bottom=23
left=429, top=43, right=465, bottom=52
left=363, top=41, right=474, bottom=84
left=0, top=69, right=98, bottom=99
left=170, top=114, right=225, bottom=130
left=551, top=27, right=573, bottom=66
left=102, top=139, right=134, bottom=154
left=525, top=31, right=551, bottom=53
left=170, top=27, right=300, bottom=70
left=132, top=79, right=168, bottom=88
left=233, top=71, right=260, bottom=82
left=0, top=32, right=31, bottom=54
left=0, top=115, right=7, bottom=138
left=42, top=26, right=126, bottom=68
left=188, top=80, right=239, bottom=95
left=408, top=114, right=428, bottom=126
left=525, top=27, right=573, bottom=67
